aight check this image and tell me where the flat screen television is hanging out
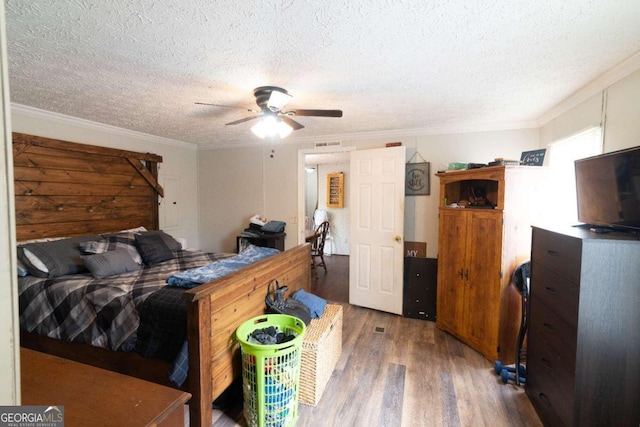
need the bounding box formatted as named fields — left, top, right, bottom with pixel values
left=575, top=145, right=640, bottom=232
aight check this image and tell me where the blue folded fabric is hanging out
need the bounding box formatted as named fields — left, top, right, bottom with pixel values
left=166, top=245, right=279, bottom=288
left=291, top=289, right=327, bottom=318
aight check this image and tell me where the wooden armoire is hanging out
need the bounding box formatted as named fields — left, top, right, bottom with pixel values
left=435, top=165, right=548, bottom=361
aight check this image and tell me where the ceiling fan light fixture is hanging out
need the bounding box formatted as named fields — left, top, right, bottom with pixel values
left=251, top=115, right=293, bottom=139
left=200, top=86, right=341, bottom=136
left=267, top=90, right=293, bottom=111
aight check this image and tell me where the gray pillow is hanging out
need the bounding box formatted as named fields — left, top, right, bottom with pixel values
left=144, top=230, right=182, bottom=251
left=17, top=234, right=102, bottom=278
left=81, top=249, right=142, bottom=279
left=80, top=235, right=143, bottom=265
left=135, top=232, right=174, bottom=265
left=81, top=248, right=141, bottom=279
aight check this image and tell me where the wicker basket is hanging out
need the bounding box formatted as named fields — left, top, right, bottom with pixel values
left=299, top=304, right=343, bottom=406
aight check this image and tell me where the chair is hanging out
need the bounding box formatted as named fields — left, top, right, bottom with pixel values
left=311, top=221, right=329, bottom=277
left=313, top=209, right=332, bottom=255
left=511, top=261, right=530, bottom=386
left=494, top=261, right=530, bottom=386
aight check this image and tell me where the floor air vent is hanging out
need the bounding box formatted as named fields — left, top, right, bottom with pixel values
left=374, top=326, right=385, bottom=334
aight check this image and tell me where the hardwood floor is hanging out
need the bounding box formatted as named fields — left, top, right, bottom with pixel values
left=206, top=255, right=542, bottom=427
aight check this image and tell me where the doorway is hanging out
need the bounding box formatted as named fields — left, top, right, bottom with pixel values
left=297, top=147, right=354, bottom=251
left=297, top=146, right=406, bottom=315
left=297, top=147, right=353, bottom=296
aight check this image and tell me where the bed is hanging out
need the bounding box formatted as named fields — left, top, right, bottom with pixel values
left=13, top=133, right=311, bottom=427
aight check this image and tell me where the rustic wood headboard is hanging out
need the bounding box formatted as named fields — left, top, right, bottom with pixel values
left=13, top=133, right=164, bottom=241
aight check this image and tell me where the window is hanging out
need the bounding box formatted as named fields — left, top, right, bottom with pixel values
left=546, top=127, right=602, bottom=225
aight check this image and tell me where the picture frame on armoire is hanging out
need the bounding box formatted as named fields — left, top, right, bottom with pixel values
left=520, top=149, right=546, bottom=166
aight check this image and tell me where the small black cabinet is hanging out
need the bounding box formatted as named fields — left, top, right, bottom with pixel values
left=403, top=257, right=437, bottom=321
left=236, top=233, right=286, bottom=253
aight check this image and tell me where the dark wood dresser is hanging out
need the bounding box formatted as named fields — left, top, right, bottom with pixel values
left=403, top=257, right=437, bottom=321
left=527, top=226, right=640, bottom=426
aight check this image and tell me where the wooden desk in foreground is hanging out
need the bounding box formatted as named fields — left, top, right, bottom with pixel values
left=21, top=348, right=191, bottom=427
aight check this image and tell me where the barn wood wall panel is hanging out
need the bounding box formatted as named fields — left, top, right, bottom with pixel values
left=12, top=133, right=163, bottom=241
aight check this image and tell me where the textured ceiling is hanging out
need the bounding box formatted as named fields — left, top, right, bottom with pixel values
left=6, top=0, right=640, bottom=149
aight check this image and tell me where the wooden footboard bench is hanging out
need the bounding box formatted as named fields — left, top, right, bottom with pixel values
left=185, top=242, right=310, bottom=426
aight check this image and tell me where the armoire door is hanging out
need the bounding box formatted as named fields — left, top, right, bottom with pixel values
left=463, top=210, right=503, bottom=358
left=435, top=209, right=468, bottom=335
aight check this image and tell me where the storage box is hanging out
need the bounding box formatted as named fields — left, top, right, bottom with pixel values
left=299, top=304, right=343, bottom=406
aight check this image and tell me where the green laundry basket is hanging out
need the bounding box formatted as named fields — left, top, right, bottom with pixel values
left=236, top=314, right=306, bottom=427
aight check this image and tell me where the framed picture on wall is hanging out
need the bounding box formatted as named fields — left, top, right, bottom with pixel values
left=405, top=162, right=430, bottom=196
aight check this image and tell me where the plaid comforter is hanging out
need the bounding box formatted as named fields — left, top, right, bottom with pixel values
left=18, top=250, right=233, bottom=352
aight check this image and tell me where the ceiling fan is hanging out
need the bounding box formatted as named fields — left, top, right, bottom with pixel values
left=196, top=86, right=342, bottom=137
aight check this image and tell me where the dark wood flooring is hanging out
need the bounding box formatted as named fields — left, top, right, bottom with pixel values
left=205, top=254, right=542, bottom=427
left=308, top=254, right=349, bottom=304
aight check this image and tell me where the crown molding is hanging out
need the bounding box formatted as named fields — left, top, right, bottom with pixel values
left=537, top=51, right=640, bottom=126
left=196, top=119, right=540, bottom=150
left=10, top=103, right=198, bottom=150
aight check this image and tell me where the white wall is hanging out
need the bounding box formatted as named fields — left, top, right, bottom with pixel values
left=197, top=128, right=540, bottom=258
left=198, top=145, right=264, bottom=253
left=540, top=68, right=640, bottom=153
left=10, top=108, right=201, bottom=248
left=602, top=69, right=640, bottom=152
left=198, top=141, right=304, bottom=253
left=304, top=167, right=317, bottom=227
left=539, top=93, right=603, bottom=147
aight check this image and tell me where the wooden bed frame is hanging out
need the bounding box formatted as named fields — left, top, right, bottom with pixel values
left=14, top=133, right=311, bottom=427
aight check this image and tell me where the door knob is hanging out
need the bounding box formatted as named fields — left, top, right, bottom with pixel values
left=395, top=236, right=402, bottom=242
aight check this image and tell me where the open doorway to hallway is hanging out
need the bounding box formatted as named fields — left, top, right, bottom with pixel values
left=300, top=149, right=353, bottom=303
left=302, top=151, right=351, bottom=256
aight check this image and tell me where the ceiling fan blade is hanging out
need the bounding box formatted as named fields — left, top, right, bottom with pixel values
left=195, top=102, right=257, bottom=113
left=280, top=115, right=305, bottom=130
left=287, top=109, right=343, bottom=118
left=226, top=115, right=260, bottom=125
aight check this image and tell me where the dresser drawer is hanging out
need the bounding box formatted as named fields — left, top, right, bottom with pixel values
left=530, top=263, right=579, bottom=327
left=532, top=228, right=582, bottom=284
left=525, top=384, right=568, bottom=427
left=529, top=295, right=577, bottom=368
left=527, top=328, right=575, bottom=427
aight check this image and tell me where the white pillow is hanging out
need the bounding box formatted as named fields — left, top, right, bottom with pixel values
left=22, top=248, right=49, bottom=273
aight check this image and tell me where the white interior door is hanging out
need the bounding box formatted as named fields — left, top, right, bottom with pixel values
left=159, top=175, right=180, bottom=230
left=349, top=146, right=405, bottom=315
